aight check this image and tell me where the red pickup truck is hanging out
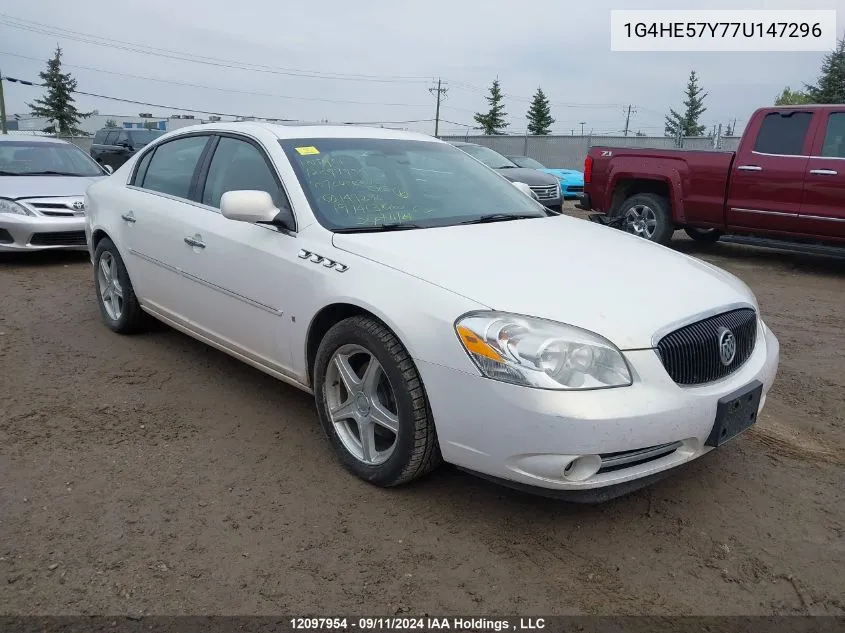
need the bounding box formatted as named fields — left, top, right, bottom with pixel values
left=577, top=105, right=845, bottom=251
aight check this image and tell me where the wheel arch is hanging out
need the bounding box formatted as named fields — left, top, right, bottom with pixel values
left=304, top=301, right=420, bottom=388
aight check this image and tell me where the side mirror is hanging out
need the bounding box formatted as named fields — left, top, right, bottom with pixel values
left=220, top=190, right=295, bottom=231
left=102, top=164, right=114, bottom=175
left=512, top=181, right=539, bottom=201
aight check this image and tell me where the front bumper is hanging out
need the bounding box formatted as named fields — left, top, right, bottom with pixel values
left=0, top=213, right=87, bottom=252
left=417, top=322, right=779, bottom=497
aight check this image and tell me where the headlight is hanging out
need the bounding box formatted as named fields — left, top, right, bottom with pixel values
left=455, top=311, right=632, bottom=390
left=0, top=198, right=33, bottom=216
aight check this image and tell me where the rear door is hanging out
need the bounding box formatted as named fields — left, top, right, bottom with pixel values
left=122, top=133, right=213, bottom=317
left=799, top=110, right=845, bottom=239
left=726, top=110, right=815, bottom=233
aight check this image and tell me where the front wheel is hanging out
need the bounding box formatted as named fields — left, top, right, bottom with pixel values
left=617, top=193, right=674, bottom=245
left=313, top=315, right=441, bottom=487
left=684, top=227, right=723, bottom=244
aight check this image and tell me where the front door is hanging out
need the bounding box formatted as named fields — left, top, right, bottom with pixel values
left=799, top=109, right=845, bottom=240
left=176, top=134, right=300, bottom=373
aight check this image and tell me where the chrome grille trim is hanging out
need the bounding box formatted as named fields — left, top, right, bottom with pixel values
left=528, top=184, right=559, bottom=200
left=598, top=441, right=682, bottom=474
left=19, top=197, right=86, bottom=217
left=656, top=308, right=757, bottom=386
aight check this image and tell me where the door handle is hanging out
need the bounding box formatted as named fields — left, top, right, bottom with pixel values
left=737, top=165, right=762, bottom=172
left=810, top=169, right=838, bottom=175
left=184, top=235, right=206, bottom=249
left=120, top=211, right=136, bottom=223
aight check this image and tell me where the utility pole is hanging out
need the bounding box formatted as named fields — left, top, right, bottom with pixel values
left=428, top=78, right=448, bottom=138
left=0, top=70, right=8, bottom=134
left=579, top=121, right=586, bottom=136
left=622, top=104, right=636, bottom=137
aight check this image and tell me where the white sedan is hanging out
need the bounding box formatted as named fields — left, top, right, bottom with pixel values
left=84, top=122, right=780, bottom=502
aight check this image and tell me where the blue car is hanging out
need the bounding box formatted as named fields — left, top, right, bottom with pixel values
left=507, top=155, right=584, bottom=199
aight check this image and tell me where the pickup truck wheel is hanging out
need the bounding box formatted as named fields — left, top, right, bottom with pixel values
left=313, top=315, right=442, bottom=487
left=684, top=227, right=723, bottom=244
left=618, top=193, right=674, bottom=245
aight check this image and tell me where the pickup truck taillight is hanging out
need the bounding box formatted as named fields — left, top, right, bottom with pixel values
left=584, top=155, right=593, bottom=184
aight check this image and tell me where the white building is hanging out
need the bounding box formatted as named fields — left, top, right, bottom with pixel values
left=9, top=112, right=211, bottom=135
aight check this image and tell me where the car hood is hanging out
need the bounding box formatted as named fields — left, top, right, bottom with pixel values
left=542, top=168, right=583, bottom=182
left=332, top=216, right=756, bottom=350
left=494, top=167, right=559, bottom=186
left=2, top=175, right=105, bottom=199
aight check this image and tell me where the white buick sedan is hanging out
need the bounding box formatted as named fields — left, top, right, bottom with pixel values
left=84, top=122, right=780, bottom=502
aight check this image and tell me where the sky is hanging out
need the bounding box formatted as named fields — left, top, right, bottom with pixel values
left=1, top=0, right=843, bottom=137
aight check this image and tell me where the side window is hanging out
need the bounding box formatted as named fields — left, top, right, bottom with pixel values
left=201, top=136, right=284, bottom=209
left=820, top=113, right=845, bottom=158
left=116, top=131, right=130, bottom=146
left=132, top=149, right=155, bottom=186
left=93, top=130, right=107, bottom=144
left=139, top=135, right=209, bottom=199
left=104, top=131, right=119, bottom=145
left=753, top=112, right=813, bottom=156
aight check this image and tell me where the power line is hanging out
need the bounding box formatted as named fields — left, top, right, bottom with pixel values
left=0, top=14, right=433, bottom=84
left=1, top=74, right=475, bottom=128
left=0, top=51, right=435, bottom=109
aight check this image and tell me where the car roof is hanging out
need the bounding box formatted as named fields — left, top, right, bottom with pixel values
left=153, top=121, right=444, bottom=144
left=0, top=135, right=74, bottom=145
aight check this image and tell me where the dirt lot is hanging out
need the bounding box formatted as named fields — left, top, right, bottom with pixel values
left=1, top=208, right=843, bottom=616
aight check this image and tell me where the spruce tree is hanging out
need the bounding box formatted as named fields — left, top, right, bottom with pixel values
left=664, top=70, right=708, bottom=137
left=775, top=86, right=812, bottom=105
left=526, top=87, right=554, bottom=135
left=806, top=38, right=845, bottom=104
left=27, top=46, right=92, bottom=136
left=473, top=79, right=509, bottom=135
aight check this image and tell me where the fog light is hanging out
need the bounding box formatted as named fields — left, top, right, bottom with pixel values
left=562, top=454, right=602, bottom=481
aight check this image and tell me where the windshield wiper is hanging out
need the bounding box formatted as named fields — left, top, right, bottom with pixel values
left=12, top=170, right=85, bottom=176
left=459, top=213, right=541, bottom=225
left=333, top=222, right=425, bottom=233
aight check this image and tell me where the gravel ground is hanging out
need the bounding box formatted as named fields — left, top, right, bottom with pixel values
left=1, top=207, right=843, bottom=616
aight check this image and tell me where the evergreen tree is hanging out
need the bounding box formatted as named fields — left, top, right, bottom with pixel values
left=525, top=87, right=554, bottom=135
left=664, top=70, right=708, bottom=137
left=775, top=86, right=813, bottom=105
left=805, top=38, right=845, bottom=104
left=27, top=46, right=92, bottom=136
left=104, top=119, right=119, bottom=128
left=473, top=78, right=509, bottom=135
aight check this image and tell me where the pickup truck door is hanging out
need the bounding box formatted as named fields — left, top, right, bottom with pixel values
left=798, top=109, right=845, bottom=240
left=726, top=110, right=815, bottom=234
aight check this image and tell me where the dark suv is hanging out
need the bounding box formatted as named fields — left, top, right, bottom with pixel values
left=90, top=128, right=165, bottom=171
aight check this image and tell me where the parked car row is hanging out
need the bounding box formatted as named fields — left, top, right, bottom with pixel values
left=74, top=121, right=779, bottom=502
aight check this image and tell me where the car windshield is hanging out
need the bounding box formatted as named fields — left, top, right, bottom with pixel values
left=0, top=140, right=103, bottom=177
left=454, top=144, right=518, bottom=169
left=509, top=156, right=546, bottom=169
left=129, top=130, right=164, bottom=146
left=280, top=138, right=547, bottom=231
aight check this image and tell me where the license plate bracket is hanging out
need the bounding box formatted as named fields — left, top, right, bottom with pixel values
left=706, top=380, right=763, bottom=448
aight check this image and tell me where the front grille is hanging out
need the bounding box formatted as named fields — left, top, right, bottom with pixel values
left=565, top=185, right=583, bottom=193
left=598, top=441, right=682, bottom=474
left=0, top=228, right=12, bottom=244
left=29, top=231, right=87, bottom=246
left=656, top=308, right=757, bottom=385
left=20, top=198, right=85, bottom=217
left=529, top=184, right=558, bottom=200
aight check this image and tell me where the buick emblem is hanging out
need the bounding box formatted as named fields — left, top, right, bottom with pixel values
left=718, top=327, right=737, bottom=366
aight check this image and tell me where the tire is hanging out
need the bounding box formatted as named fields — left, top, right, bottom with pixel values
left=313, top=315, right=442, bottom=487
left=617, top=193, right=674, bottom=246
left=684, top=227, right=723, bottom=244
left=93, top=237, right=149, bottom=334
